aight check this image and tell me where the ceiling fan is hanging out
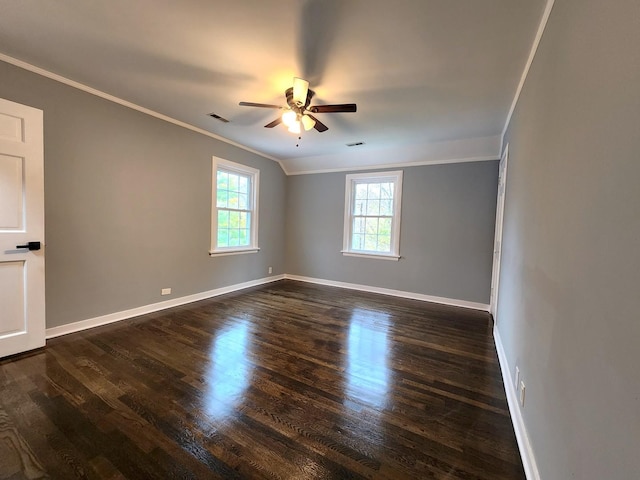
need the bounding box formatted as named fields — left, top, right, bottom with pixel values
left=239, top=77, right=357, bottom=134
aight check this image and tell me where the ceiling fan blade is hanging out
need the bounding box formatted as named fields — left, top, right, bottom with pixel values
left=292, top=77, right=309, bottom=106
left=264, top=117, right=283, bottom=128
left=239, top=102, right=283, bottom=109
left=307, top=114, right=328, bottom=132
left=309, top=104, right=357, bottom=113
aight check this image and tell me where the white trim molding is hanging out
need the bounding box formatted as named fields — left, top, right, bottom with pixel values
left=341, top=252, right=400, bottom=261
left=285, top=274, right=490, bottom=312
left=46, top=274, right=285, bottom=339
left=284, top=136, right=502, bottom=176
left=46, top=274, right=490, bottom=339
left=0, top=52, right=284, bottom=169
left=494, top=326, right=541, bottom=480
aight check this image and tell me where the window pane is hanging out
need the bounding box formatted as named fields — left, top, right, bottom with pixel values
left=379, top=217, right=392, bottom=235
left=218, top=210, right=229, bottom=228
left=229, top=211, right=239, bottom=228
left=364, top=234, right=378, bottom=251
left=238, top=212, right=247, bottom=228
left=354, top=199, right=366, bottom=215
left=366, top=199, right=380, bottom=216
left=353, top=217, right=365, bottom=234
left=379, top=199, right=393, bottom=215
left=217, top=190, right=228, bottom=208
left=365, top=217, right=379, bottom=234
left=238, top=175, right=249, bottom=194
left=217, top=171, right=229, bottom=191
left=355, top=183, right=368, bottom=199
left=237, top=193, right=247, bottom=210
left=380, top=182, right=393, bottom=199
left=378, top=234, right=391, bottom=252
left=217, top=229, right=229, bottom=247
left=229, top=173, right=239, bottom=192
left=368, top=183, right=380, bottom=199
left=239, top=229, right=249, bottom=246
left=228, top=191, right=239, bottom=208
left=352, top=233, right=364, bottom=250
left=229, top=229, right=240, bottom=246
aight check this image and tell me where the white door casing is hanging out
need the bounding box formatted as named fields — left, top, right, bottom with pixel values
left=0, top=97, right=45, bottom=358
left=490, top=144, right=508, bottom=320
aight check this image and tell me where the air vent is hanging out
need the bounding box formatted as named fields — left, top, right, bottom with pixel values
left=346, top=141, right=365, bottom=147
left=208, top=113, right=230, bottom=123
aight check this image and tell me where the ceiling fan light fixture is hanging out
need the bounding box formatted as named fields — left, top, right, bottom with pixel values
left=288, top=121, right=301, bottom=134
left=292, top=77, right=309, bottom=106
left=282, top=110, right=296, bottom=127
left=301, top=114, right=316, bottom=131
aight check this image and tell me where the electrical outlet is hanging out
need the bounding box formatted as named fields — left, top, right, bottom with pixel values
left=515, top=366, right=520, bottom=388
left=268, top=266, right=273, bottom=274
left=161, top=288, right=172, bottom=296
left=519, top=381, right=526, bottom=407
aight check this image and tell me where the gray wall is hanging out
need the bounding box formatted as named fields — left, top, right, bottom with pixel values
left=498, top=0, right=640, bottom=478
left=285, top=162, right=498, bottom=304
left=0, top=60, right=287, bottom=329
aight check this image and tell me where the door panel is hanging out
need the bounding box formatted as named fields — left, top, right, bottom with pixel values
left=0, top=261, right=26, bottom=335
left=0, top=111, right=24, bottom=142
left=0, top=154, right=25, bottom=229
left=0, top=98, right=45, bottom=358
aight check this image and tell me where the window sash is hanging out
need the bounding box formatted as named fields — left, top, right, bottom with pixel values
left=350, top=214, right=394, bottom=253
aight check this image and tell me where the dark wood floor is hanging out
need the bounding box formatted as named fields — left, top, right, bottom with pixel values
left=0, top=280, right=525, bottom=479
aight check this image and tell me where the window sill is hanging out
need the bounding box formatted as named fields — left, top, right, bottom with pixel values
left=209, top=248, right=260, bottom=257
left=341, top=251, right=400, bottom=261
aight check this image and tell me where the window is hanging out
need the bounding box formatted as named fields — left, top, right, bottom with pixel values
left=343, top=171, right=403, bottom=260
left=210, top=157, right=259, bottom=256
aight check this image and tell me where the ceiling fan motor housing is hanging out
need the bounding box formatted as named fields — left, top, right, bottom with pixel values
left=285, top=87, right=315, bottom=112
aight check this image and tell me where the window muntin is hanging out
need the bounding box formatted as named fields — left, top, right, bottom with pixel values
left=211, top=158, right=259, bottom=255
left=343, top=171, right=403, bottom=259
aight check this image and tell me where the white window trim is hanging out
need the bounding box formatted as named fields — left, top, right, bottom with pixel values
left=342, top=170, right=403, bottom=259
left=210, top=157, right=260, bottom=256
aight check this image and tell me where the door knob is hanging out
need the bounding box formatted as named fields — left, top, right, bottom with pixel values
left=16, top=241, right=41, bottom=251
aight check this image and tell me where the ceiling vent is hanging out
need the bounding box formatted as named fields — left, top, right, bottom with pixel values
left=208, top=113, right=230, bottom=123
left=346, top=141, right=365, bottom=147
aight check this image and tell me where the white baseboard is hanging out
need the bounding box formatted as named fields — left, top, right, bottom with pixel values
left=45, top=274, right=286, bottom=339
left=493, top=326, right=540, bottom=480
left=284, top=274, right=490, bottom=312
left=46, top=273, right=489, bottom=339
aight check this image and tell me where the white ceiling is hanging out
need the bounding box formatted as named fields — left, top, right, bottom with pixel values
left=0, top=0, right=547, bottom=174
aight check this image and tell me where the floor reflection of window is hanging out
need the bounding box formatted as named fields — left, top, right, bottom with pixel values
left=346, top=309, right=391, bottom=409
left=203, top=320, right=251, bottom=419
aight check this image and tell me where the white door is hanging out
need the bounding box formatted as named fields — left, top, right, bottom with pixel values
left=0, top=98, right=45, bottom=358
left=490, top=144, right=508, bottom=320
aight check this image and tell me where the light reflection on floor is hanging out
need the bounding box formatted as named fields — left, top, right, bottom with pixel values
left=346, top=308, right=391, bottom=410
left=203, top=319, right=252, bottom=420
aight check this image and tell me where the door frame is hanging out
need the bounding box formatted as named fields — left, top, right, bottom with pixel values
left=490, top=144, right=509, bottom=320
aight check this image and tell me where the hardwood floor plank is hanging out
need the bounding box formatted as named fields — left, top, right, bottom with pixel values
left=0, top=280, right=525, bottom=479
